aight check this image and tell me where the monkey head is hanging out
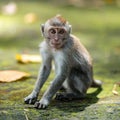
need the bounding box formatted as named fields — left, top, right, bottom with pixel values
left=41, top=15, right=72, bottom=49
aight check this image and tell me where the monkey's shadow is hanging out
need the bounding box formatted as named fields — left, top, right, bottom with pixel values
left=52, top=87, right=102, bottom=112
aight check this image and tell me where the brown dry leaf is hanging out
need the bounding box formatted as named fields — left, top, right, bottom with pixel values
left=16, top=54, right=42, bottom=64
left=0, top=70, right=30, bottom=82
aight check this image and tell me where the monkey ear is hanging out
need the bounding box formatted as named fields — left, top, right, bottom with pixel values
left=40, top=24, right=45, bottom=36
left=69, top=25, right=72, bottom=34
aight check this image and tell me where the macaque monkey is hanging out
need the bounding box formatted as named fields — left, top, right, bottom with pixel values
left=24, top=15, right=102, bottom=109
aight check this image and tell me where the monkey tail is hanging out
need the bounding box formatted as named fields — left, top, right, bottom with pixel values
left=91, top=79, right=102, bottom=88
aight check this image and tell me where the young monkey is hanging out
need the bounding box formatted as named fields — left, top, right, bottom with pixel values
left=24, top=15, right=102, bottom=109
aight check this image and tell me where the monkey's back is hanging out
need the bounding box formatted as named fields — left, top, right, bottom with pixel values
left=68, top=34, right=92, bottom=66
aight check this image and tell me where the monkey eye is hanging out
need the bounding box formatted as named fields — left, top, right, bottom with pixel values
left=50, top=29, right=56, bottom=34
left=59, top=29, right=65, bottom=34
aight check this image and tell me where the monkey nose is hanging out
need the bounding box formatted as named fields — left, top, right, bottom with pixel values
left=54, top=37, right=59, bottom=41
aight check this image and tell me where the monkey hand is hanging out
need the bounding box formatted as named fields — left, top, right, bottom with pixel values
left=24, top=91, right=38, bottom=104
left=34, top=98, right=49, bottom=109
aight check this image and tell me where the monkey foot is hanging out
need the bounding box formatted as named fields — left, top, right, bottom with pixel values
left=34, top=101, right=47, bottom=109
left=55, top=93, right=84, bottom=101
left=24, top=97, right=37, bottom=105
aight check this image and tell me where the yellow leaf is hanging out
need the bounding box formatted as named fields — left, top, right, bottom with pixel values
left=0, top=70, right=30, bottom=82
left=24, top=13, right=38, bottom=24
left=16, top=54, right=42, bottom=64
left=112, top=83, right=120, bottom=95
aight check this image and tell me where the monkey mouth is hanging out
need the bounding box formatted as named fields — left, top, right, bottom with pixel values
left=50, top=42, right=62, bottom=48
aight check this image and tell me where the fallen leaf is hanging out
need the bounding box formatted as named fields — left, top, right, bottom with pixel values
left=0, top=70, right=30, bottom=82
left=16, top=54, right=42, bottom=64
left=24, top=13, right=38, bottom=24
left=112, top=83, right=120, bottom=95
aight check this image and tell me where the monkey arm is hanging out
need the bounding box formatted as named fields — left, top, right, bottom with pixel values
left=42, top=70, right=68, bottom=100
left=34, top=61, right=69, bottom=109
left=24, top=44, right=52, bottom=104
left=24, top=63, right=52, bottom=104
left=34, top=63, right=52, bottom=95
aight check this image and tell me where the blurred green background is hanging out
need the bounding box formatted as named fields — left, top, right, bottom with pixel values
left=0, top=0, right=120, bottom=119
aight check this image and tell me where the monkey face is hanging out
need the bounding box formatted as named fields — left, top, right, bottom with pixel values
left=41, top=15, right=72, bottom=49
left=47, top=27, right=68, bottom=49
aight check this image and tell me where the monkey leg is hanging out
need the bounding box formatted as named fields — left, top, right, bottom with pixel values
left=55, top=81, right=86, bottom=101
left=55, top=68, right=92, bottom=101
left=55, top=92, right=85, bottom=101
